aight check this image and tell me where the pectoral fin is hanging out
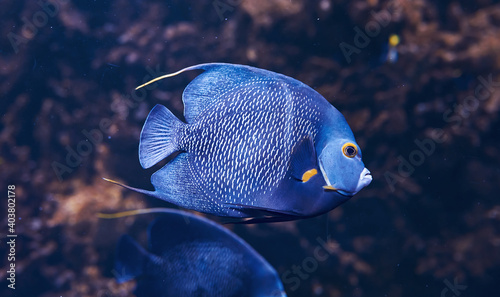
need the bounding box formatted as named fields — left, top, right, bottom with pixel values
left=290, top=136, right=319, bottom=182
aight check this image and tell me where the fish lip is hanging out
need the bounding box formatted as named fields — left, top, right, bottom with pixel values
left=356, top=168, right=372, bottom=192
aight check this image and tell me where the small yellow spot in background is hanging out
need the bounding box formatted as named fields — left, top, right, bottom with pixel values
left=302, top=169, right=318, bottom=182
left=389, top=34, right=400, bottom=47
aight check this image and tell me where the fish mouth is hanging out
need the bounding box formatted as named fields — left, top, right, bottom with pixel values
left=355, top=168, right=372, bottom=193
left=322, top=168, right=372, bottom=197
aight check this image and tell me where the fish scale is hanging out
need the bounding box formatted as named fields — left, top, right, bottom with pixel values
left=179, top=83, right=313, bottom=208
left=105, top=63, right=372, bottom=222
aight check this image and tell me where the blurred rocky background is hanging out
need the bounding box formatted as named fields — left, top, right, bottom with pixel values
left=0, top=0, right=499, bottom=296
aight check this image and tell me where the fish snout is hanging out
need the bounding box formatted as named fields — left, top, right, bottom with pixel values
left=323, top=168, right=372, bottom=196
left=354, top=168, right=372, bottom=194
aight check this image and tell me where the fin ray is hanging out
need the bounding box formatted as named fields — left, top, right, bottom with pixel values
left=102, top=178, right=155, bottom=196
left=139, top=104, right=184, bottom=169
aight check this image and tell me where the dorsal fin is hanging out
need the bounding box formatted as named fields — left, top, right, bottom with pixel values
left=136, top=63, right=282, bottom=123
left=181, top=63, right=262, bottom=122
left=146, top=210, right=250, bottom=255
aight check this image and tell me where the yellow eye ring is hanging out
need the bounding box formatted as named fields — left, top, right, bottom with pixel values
left=342, top=143, right=358, bottom=158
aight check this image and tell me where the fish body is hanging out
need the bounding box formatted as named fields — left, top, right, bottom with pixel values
left=115, top=209, right=286, bottom=297
left=111, top=63, right=372, bottom=222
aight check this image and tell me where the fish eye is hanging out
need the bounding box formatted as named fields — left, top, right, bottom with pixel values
left=342, top=143, right=358, bottom=158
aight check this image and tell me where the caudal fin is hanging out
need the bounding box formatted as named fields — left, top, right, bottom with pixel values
left=139, top=104, right=184, bottom=169
left=114, top=235, right=150, bottom=283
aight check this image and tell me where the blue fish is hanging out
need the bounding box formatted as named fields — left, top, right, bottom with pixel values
left=115, top=209, right=287, bottom=297
left=106, top=63, right=372, bottom=222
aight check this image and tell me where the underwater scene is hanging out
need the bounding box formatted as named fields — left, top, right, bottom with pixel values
left=1, top=0, right=499, bottom=296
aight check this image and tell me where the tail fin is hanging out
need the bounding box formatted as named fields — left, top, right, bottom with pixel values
left=114, top=235, right=149, bottom=283
left=139, top=104, right=184, bottom=169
